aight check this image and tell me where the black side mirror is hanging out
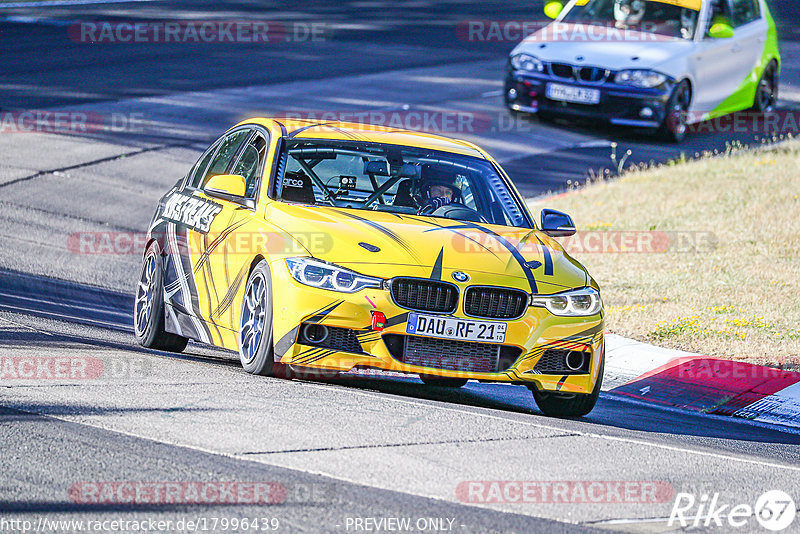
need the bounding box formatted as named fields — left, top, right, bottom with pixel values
left=541, top=209, right=576, bottom=237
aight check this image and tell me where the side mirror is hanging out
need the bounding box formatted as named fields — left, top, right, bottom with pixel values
left=204, top=174, right=254, bottom=208
left=541, top=209, right=576, bottom=237
left=707, top=22, right=734, bottom=39
left=205, top=174, right=246, bottom=197
left=544, top=1, right=564, bottom=19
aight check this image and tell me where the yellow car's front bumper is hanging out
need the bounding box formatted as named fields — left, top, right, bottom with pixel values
left=270, top=259, right=604, bottom=395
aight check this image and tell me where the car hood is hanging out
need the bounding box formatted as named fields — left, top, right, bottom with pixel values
left=513, top=24, right=692, bottom=71
left=266, top=203, right=589, bottom=295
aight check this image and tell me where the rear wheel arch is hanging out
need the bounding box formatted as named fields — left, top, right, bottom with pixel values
left=134, top=242, right=189, bottom=353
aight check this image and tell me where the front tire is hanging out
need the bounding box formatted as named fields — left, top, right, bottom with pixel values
left=751, top=61, right=779, bottom=113
left=658, top=80, right=691, bottom=143
left=134, top=244, right=189, bottom=353
left=530, top=358, right=604, bottom=418
left=238, top=261, right=275, bottom=376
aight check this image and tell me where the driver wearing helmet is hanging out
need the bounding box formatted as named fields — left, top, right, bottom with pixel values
left=614, top=0, right=646, bottom=29
left=679, top=8, right=697, bottom=39
left=416, top=164, right=462, bottom=215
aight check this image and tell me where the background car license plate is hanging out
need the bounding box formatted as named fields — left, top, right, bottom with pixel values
left=546, top=83, right=601, bottom=105
left=406, top=313, right=506, bottom=343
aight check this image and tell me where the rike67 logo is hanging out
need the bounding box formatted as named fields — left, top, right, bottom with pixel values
left=670, top=490, right=796, bottom=531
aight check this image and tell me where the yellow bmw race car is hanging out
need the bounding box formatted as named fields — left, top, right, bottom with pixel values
left=134, top=119, right=605, bottom=417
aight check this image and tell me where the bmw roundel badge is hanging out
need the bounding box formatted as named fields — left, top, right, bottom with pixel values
left=452, top=271, right=470, bottom=283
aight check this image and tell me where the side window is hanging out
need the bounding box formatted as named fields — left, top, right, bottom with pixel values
left=187, top=142, right=219, bottom=189
left=197, top=129, right=250, bottom=189
left=230, top=132, right=268, bottom=199
left=705, top=0, right=732, bottom=35
left=730, top=0, right=760, bottom=27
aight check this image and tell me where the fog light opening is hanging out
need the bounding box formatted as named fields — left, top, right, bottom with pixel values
left=301, top=324, right=329, bottom=344
left=565, top=351, right=586, bottom=372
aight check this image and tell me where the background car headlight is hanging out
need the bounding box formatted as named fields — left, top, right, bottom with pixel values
left=510, top=53, right=545, bottom=73
left=530, top=288, right=602, bottom=317
left=285, top=257, right=382, bottom=293
left=614, top=69, right=668, bottom=88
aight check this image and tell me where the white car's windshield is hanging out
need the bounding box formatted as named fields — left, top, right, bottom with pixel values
left=276, top=140, right=531, bottom=228
left=562, top=0, right=700, bottom=40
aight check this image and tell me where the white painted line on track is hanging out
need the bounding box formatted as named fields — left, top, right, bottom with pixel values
left=0, top=314, right=54, bottom=336
left=0, top=303, right=130, bottom=332
left=0, top=405, right=601, bottom=529
left=0, top=290, right=129, bottom=318
left=481, top=90, right=504, bottom=98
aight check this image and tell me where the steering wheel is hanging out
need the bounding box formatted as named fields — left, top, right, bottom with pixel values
left=419, top=202, right=489, bottom=224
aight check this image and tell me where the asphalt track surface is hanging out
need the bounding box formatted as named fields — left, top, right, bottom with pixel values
left=1, top=1, right=800, bottom=532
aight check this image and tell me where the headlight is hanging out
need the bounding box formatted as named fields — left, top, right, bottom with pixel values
left=285, top=257, right=382, bottom=293
left=614, top=69, right=668, bottom=88
left=530, top=287, right=602, bottom=317
left=510, top=53, right=545, bottom=73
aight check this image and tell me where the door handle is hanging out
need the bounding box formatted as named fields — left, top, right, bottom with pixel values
left=731, top=44, right=742, bottom=53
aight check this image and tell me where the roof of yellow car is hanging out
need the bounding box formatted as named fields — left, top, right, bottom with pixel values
left=237, top=118, right=487, bottom=158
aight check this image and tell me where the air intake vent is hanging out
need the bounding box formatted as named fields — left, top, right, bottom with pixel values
left=382, top=335, right=522, bottom=374
left=299, top=324, right=363, bottom=354
left=403, top=336, right=500, bottom=373
left=534, top=349, right=591, bottom=374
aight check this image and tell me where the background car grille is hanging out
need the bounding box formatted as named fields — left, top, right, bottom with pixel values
left=390, top=278, right=458, bottom=313
left=546, top=63, right=610, bottom=84
left=464, top=287, right=528, bottom=319
left=403, top=336, right=499, bottom=373
left=549, top=62, right=574, bottom=79
left=578, top=66, right=610, bottom=83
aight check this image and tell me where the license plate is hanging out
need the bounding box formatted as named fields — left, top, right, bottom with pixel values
left=546, top=83, right=601, bottom=105
left=406, top=313, right=507, bottom=343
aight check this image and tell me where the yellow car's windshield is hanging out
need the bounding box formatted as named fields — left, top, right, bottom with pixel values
left=276, top=140, right=532, bottom=228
